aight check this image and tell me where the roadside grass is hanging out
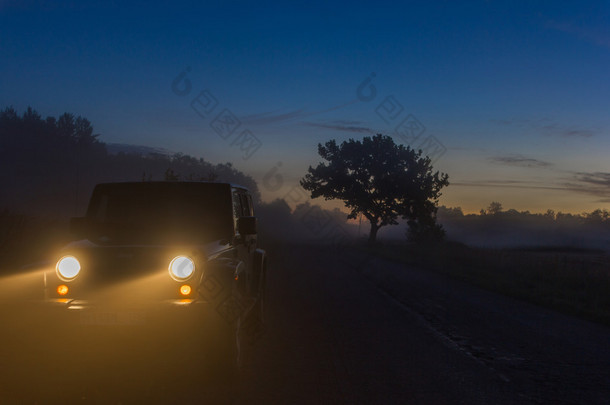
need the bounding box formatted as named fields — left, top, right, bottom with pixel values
left=363, top=241, right=610, bottom=326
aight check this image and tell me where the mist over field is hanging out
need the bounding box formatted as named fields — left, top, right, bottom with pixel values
left=378, top=205, right=610, bottom=252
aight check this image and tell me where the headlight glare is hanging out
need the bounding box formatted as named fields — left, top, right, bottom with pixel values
left=169, top=256, right=195, bottom=281
left=56, top=256, right=81, bottom=281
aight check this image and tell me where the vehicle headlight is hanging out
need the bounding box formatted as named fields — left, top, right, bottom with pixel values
left=56, top=256, right=81, bottom=281
left=169, top=256, right=195, bottom=281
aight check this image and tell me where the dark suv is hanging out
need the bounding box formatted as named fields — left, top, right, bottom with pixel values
left=44, top=181, right=266, bottom=369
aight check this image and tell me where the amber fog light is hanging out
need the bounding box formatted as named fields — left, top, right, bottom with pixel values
left=180, top=284, right=192, bottom=296
left=57, top=285, right=69, bottom=296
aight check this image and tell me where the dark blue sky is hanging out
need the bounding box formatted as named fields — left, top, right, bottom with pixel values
left=2, top=1, right=609, bottom=212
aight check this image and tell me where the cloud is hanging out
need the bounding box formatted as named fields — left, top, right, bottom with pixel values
left=546, top=20, right=610, bottom=49
left=451, top=170, right=610, bottom=203
left=489, top=119, right=513, bottom=126
left=489, top=155, right=553, bottom=168
left=563, top=129, right=595, bottom=138
left=451, top=180, right=565, bottom=192
left=106, top=143, right=173, bottom=156
left=331, top=119, right=367, bottom=126
left=560, top=182, right=610, bottom=199
left=541, top=171, right=610, bottom=199
left=541, top=124, right=595, bottom=138
left=241, top=109, right=307, bottom=125
left=446, top=145, right=489, bottom=152
left=241, top=99, right=360, bottom=126
left=575, top=172, right=610, bottom=186
left=488, top=117, right=598, bottom=138
left=453, top=174, right=610, bottom=200
left=303, top=121, right=374, bottom=134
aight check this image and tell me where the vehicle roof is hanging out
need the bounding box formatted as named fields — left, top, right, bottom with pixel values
left=94, top=181, right=250, bottom=192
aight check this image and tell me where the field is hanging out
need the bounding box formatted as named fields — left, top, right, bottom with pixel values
left=364, top=242, right=610, bottom=326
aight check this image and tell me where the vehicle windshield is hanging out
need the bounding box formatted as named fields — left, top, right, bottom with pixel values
left=85, top=183, right=234, bottom=244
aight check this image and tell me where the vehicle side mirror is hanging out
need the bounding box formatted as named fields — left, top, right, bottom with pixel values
left=69, top=217, right=88, bottom=239
left=237, top=216, right=257, bottom=235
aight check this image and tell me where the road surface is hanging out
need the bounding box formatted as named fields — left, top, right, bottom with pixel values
left=1, top=244, right=608, bottom=404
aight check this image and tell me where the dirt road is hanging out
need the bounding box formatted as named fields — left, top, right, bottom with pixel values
left=236, top=245, right=610, bottom=404
left=1, top=245, right=608, bottom=404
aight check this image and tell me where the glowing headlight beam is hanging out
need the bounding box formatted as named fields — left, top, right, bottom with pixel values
left=169, top=256, right=195, bottom=281
left=56, top=256, right=81, bottom=281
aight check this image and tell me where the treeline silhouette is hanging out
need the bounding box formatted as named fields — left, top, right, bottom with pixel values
left=437, top=203, right=610, bottom=250
left=377, top=202, right=610, bottom=250
left=0, top=106, right=260, bottom=217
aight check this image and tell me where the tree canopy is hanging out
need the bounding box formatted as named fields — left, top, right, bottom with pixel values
left=300, top=134, right=449, bottom=243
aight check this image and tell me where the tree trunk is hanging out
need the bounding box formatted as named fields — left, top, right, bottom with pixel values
left=368, top=222, right=380, bottom=245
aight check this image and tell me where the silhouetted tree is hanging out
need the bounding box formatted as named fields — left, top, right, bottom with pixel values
left=301, top=134, right=449, bottom=244
left=164, top=168, right=180, bottom=181
left=406, top=213, right=446, bottom=244
left=486, top=201, right=503, bottom=215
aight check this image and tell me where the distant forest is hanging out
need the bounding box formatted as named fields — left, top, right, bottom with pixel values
left=0, top=107, right=260, bottom=217
left=378, top=202, right=610, bottom=250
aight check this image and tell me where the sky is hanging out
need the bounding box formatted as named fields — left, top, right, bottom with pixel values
left=1, top=0, right=609, bottom=214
